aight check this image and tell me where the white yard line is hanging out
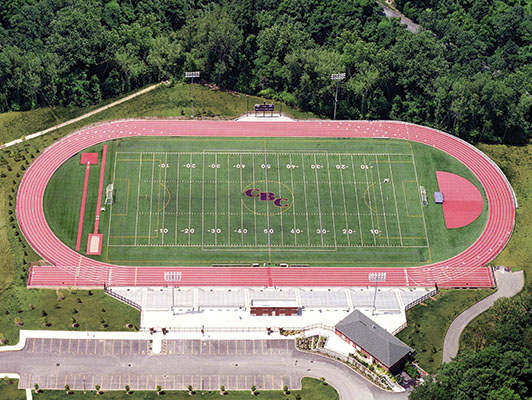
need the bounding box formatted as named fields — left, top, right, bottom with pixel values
left=374, top=155, right=390, bottom=245
left=160, top=153, right=168, bottom=245
left=349, top=155, right=364, bottom=246
left=106, top=145, right=119, bottom=249
left=338, top=155, right=351, bottom=246
left=300, top=155, right=311, bottom=246
left=214, top=153, right=218, bottom=246
left=147, top=153, right=156, bottom=246
left=276, top=154, right=284, bottom=246
left=239, top=154, right=245, bottom=246
left=409, top=143, right=431, bottom=251
left=227, top=154, right=231, bottom=246
left=189, top=154, right=194, bottom=246
left=313, top=154, right=325, bottom=247
left=362, top=155, right=377, bottom=245
left=263, top=151, right=272, bottom=251
left=252, top=154, right=258, bottom=246
left=325, top=152, right=338, bottom=249
left=134, top=153, right=143, bottom=246
left=288, top=154, right=298, bottom=246
left=174, top=154, right=180, bottom=246
left=388, top=155, right=403, bottom=246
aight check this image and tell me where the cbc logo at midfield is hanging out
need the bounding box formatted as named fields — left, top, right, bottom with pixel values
left=241, top=180, right=294, bottom=216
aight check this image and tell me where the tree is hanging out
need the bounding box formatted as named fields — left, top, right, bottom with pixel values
left=250, top=385, right=256, bottom=395
left=219, top=384, right=226, bottom=395
left=95, top=384, right=102, bottom=395
left=125, top=384, right=131, bottom=394
left=33, top=383, right=39, bottom=393
left=156, top=385, right=162, bottom=395
left=182, top=5, right=243, bottom=87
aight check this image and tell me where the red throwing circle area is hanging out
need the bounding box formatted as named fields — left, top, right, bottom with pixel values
left=17, top=120, right=516, bottom=288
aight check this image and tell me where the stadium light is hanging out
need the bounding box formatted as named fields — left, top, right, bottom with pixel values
left=331, top=73, right=346, bottom=120
left=185, top=71, right=200, bottom=118
left=369, top=272, right=386, bottom=315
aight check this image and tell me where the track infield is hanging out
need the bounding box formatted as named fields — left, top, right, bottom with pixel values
left=18, top=120, right=516, bottom=288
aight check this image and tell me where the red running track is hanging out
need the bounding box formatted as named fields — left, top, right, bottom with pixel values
left=18, top=120, right=516, bottom=288
left=74, top=163, right=91, bottom=252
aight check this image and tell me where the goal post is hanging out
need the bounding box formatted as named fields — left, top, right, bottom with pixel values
left=104, top=183, right=114, bottom=205
left=420, top=186, right=428, bottom=206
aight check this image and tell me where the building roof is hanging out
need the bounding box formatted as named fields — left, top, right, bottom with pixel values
left=250, top=299, right=299, bottom=308
left=335, top=310, right=413, bottom=368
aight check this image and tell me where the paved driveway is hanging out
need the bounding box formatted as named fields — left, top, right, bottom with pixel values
left=0, top=337, right=407, bottom=399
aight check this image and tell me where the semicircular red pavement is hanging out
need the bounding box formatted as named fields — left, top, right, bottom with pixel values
left=436, top=171, right=484, bottom=229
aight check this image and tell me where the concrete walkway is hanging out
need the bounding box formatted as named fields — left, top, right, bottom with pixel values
left=1, top=83, right=161, bottom=149
left=442, top=270, right=524, bottom=363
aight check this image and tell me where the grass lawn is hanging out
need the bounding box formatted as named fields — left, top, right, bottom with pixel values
left=42, top=136, right=487, bottom=268
left=0, top=288, right=139, bottom=345
left=0, top=378, right=25, bottom=400
left=1, top=378, right=337, bottom=400
left=396, top=288, right=494, bottom=374
left=0, top=84, right=315, bottom=346
left=478, top=143, right=532, bottom=282
left=0, top=83, right=317, bottom=146
left=0, top=185, right=15, bottom=291
left=0, top=88, right=144, bottom=145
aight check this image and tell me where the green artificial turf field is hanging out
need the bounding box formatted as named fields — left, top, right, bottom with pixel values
left=44, top=136, right=488, bottom=267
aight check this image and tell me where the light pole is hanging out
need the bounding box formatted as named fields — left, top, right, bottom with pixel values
left=185, top=71, right=200, bottom=118
left=331, top=73, right=346, bottom=120
left=369, top=272, right=386, bottom=315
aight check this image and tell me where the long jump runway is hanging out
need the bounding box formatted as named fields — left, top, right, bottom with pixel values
left=17, top=120, right=516, bottom=288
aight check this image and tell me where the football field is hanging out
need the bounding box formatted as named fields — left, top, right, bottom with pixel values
left=101, top=137, right=438, bottom=265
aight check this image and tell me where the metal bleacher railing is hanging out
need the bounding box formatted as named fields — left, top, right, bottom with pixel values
left=104, top=284, right=142, bottom=311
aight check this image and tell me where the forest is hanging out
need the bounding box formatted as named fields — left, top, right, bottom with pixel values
left=409, top=284, right=532, bottom=400
left=1, top=0, right=531, bottom=144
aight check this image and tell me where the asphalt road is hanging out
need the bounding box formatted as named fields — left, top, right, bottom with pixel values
left=0, top=337, right=407, bottom=399
left=442, top=270, right=524, bottom=363
left=378, top=3, right=420, bottom=33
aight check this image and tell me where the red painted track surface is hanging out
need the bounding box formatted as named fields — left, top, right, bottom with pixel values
left=74, top=163, right=91, bottom=252
left=436, top=171, right=484, bottom=229
left=18, top=120, right=516, bottom=288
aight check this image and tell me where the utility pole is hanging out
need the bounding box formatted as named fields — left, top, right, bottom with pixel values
left=369, top=272, right=387, bottom=315
left=331, top=73, right=346, bottom=120
left=185, top=71, right=200, bottom=118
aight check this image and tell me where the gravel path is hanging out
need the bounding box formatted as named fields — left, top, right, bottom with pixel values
left=1, top=83, right=161, bottom=149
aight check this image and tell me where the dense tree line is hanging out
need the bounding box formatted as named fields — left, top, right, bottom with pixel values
left=0, top=0, right=531, bottom=143
left=409, top=284, right=532, bottom=400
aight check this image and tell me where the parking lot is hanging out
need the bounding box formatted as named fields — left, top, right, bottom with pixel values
left=17, top=338, right=297, bottom=391
left=23, top=337, right=293, bottom=357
